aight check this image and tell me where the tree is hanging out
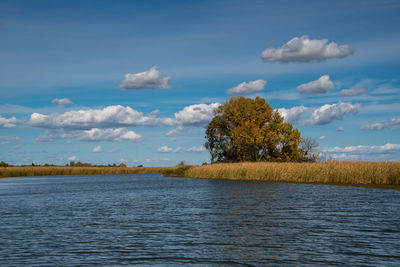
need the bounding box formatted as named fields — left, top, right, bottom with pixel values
left=0, top=161, right=9, bottom=167
left=205, top=96, right=303, bottom=163
left=299, top=137, right=319, bottom=162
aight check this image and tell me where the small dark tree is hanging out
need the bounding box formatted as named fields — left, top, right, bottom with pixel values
left=299, top=137, right=319, bottom=162
left=177, top=160, right=185, bottom=166
left=0, top=161, right=9, bottom=167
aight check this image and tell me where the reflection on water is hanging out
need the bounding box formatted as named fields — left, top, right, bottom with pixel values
left=0, top=174, right=399, bottom=266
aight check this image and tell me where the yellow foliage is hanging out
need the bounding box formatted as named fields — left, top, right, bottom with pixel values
left=206, top=96, right=303, bottom=162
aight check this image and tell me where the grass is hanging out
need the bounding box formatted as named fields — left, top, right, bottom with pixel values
left=163, top=161, right=400, bottom=189
left=2, top=162, right=400, bottom=189
left=0, top=166, right=178, bottom=179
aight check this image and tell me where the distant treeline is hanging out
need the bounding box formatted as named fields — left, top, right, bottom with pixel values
left=0, top=165, right=178, bottom=178
left=66, top=161, right=129, bottom=167
left=0, top=161, right=133, bottom=168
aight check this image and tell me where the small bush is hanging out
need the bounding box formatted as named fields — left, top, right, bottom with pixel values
left=163, top=166, right=192, bottom=177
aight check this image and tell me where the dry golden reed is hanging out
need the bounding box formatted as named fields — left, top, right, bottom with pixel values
left=179, top=161, right=400, bottom=186
left=0, top=166, right=178, bottom=179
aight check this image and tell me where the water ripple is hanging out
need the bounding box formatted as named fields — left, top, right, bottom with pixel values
left=0, top=174, right=399, bottom=266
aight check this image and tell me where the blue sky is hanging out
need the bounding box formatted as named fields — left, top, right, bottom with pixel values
left=1, top=0, right=399, bottom=166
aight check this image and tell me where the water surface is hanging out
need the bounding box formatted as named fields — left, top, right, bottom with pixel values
left=1, top=174, right=399, bottom=266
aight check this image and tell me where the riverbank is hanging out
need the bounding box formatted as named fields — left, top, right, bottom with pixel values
left=0, top=166, right=178, bottom=179
left=163, top=162, right=400, bottom=189
left=2, top=162, right=400, bottom=189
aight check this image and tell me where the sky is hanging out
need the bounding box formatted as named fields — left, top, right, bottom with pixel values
left=1, top=0, right=400, bottom=166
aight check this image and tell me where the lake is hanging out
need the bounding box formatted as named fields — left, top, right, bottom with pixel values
left=0, top=173, right=399, bottom=266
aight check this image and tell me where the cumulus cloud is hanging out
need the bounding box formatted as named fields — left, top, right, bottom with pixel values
left=306, top=102, right=359, bottom=125
left=92, top=145, right=103, bottom=153
left=173, top=103, right=221, bottom=125
left=277, top=106, right=308, bottom=123
left=52, top=98, right=73, bottom=105
left=297, top=75, right=334, bottom=94
left=37, top=128, right=142, bottom=142
left=68, top=156, right=78, bottom=161
left=187, top=146, right=206, bottom=152
left=157, top=146, right=181, bottom=153
left=30, top=103, right=221, bottom=129
left=80, top=128, right=141, bottom=141
left=261, top=35, right=353, bottom=62
left=119, top=66, right=171, bottom=90
left=324, top=143, right=400, bottom=153
left=338, top=88, right=367, bottom=96
left=361, top=117, right=400, bottom=131
left=165, top=126, right=184, bottom=136
left=337, top=126, right=344, bottom=132
left=319, top=136, right=326, bottom=140
left=0, top=115, right=18, bottom=128
left=30, top=105, right=160, bottom=129
left=227, top=80, right=266, bottom=95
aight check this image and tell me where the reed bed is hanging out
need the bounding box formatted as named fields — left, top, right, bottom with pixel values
left=0, top=166, right=178, bottom=179
left=167, top=162, right=400, bottom=187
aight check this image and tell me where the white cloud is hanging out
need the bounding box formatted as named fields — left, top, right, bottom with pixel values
left=30, top=103, right=221, bottom=129
left=173, top=147, right=182, bottom=153
left=52, top=98, right=73, bottom=105
left=38, top=128, right=142, bottom=142
left=361, top=117, right=400, bottom=131
left=277, top=106, right=308, bottom=123
left=173, top=103, right=221, bottom=125
left=119, top=66, right=171, bottom=90
left=187, top=146, right=206, bottom=152
left=81, top=128, right=141, bottom=141
left=338, top=88, right=367, bottom=96
left=337, top=126, right=344, bottom=132
left=227, top=80, right=266, bottom=95
left=30, top=105, right=160, bottom=129
left=165, top=126, right=184, bottom=136
left=0, top=136, right=20, bottom=141
left=319, top=136, right=326, bottom=140
left=0, top=115, right=18, bottom=128
left=92, top=145, right=103, bottom=153
left=297, top=75, right=334, bottom=94
left=324, top=143, right=400, bottom=153
left=306, top=102, right=359, bottom=125
left=68, top=156, right=78, bottom=161
left=157, top=146, right=172, bottom=152
left=157, top=146, right=181, bottom=153
left=150, top=109, right=160, bottom=116
left=261, top=35, right=353, bottom=62
left=0, top=136, right=20, bottom=145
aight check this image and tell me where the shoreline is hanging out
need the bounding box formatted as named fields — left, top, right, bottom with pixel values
left=172, top=176, right=400, bottom=190
left=2, top=162, right=400, bottom=190
left=163, top=161, right=400, bottom=190
left=0, top=166, right=178, bottom=179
